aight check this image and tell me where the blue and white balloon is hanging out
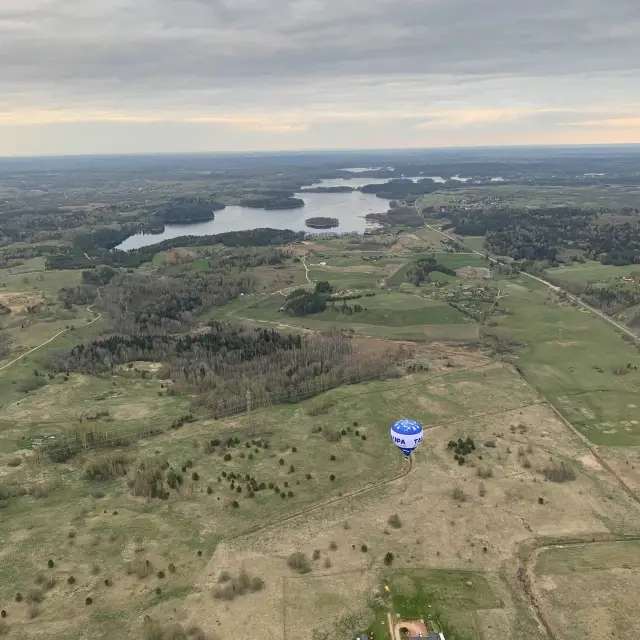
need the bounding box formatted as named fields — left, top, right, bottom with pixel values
left=390, top=419, right=423, bottom=457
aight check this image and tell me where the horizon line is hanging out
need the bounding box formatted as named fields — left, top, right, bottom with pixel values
left=1, top=142, right=640, bottom=161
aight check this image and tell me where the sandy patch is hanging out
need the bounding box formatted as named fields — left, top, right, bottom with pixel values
left=579, top=454, right=604, bottom=472
left=0, top=292, right=45, bottom=313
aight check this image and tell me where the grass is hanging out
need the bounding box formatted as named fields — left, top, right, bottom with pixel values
left=546, top=261, right=640, bottom=284
left=486, top=273, right=640, bottom=445
left=367, top=569, right=502, bottom=640
left=533, top=541, right=640, bottom=640
left=0, top=359, right=544, bottom=638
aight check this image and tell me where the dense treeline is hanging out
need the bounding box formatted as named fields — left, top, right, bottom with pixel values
left=45, top=228, right=305, bottom=270
left=284, top=281, right=335, bottom=316
left=239, top=197, right=305, bottom=209
left=49, top=323, right=404, bottom=412
left=98, top=270, right=254, bottom=334
left=439, top=206, right=640, bottom=265
left=406, top=256, right=457, bottom=285
left=361, top=178, right=457, bottom=202
left=155, top=197, right=226, bottom=224
left=366, top=205, right=424, bottom=228
left=299, top=186, right=355, bottom=193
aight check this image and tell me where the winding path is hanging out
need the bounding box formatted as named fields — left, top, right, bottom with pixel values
left=0, top=295, right=103, bottom=374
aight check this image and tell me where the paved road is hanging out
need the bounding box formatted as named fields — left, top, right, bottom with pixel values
left=423, top=222, right=640, bottom=343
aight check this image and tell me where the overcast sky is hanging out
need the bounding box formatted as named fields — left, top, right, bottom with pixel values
left=1, top=0, right=639, bottom=155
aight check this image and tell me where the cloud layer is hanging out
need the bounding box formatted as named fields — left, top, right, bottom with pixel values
left=1, top=0, right=639, bottom=154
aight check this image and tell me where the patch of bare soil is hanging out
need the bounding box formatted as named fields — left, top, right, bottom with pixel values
left=389, top=615, right=429, bottom=640
left=456, top=266, right=491, bottom=279
left=0, top=292, right=45, bottom=313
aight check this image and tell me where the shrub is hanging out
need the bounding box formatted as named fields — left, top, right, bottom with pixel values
left=538, top=497, right=545, bottom=505
left=387, top=514, right=402, bottom=529
left=192, top=472, right=199, bottom=481
left=15, top=593, right=22, bottom=602
left=187, top=626, right=207, bottom=640
left=384, top=552, right=394, bottom=565
left=452, top=487, right=466, bottom=502
left=521, top=456, right=532, bottom=469
left=329, top=541, right=338, bottom=551
left=543, top=461, right=576, bottom=482
left=47, top=559, right=54, bottom=568
left=0, top=611, right=5, bottom=618
left=157, top=570, right=165, bottom=579
left=231, top=500, right=239, bottom=508
left=361, top=435, right=367, bottom=441
left=168, top=563, right=176, bottom=573
left=323, top=428, right=342, bottom=443
left=306, top=396, right=336, bottom=416
left=26, top=588, right=44, bottom=603
left=305, top=473, right=312, bottom=480
left=292, top=447, right=297, bottom=452
left=279, top=458, right=285, bottom=466
left=476, top=465, right=493, bottom=479
left=484, top=440, right=496, bottom=448
left=207, top=486, right=213, bottom=494
left=84, top=453, right=130, bottom=481
left=131, top=460, right=168, bottom=499
left=85, top=597, right=93, bottom=605
left=288, top=465, right=295, bottom=473
left=323, top=557, right=332, bottom=568
left=104, top=578, right=112, bottom=586
left=250, top=577, right=265, bottom=592
left=360, top=544, right=368, bottom=552
left=353, top=421, right=358, bottom=427
left=213, top=584, right=236, bottom=600
left=155, top=587, right=162, bottom=595
left=6, top=457, right=22, bottom=468
left=125, top=558, right=154, bottom=579
left=312, top=549, right=321, bottom=560
left=287, top=552, right=311, bottom=574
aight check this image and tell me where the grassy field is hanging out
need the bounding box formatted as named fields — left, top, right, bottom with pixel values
left=485, top=281, right=640, bottom=445
left=533, top=541, right=640, bottom=640
left=546, top=261, right=640, bottom=284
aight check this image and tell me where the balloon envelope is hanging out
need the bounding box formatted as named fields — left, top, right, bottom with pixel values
left=390, top=419, right=423, bottom=457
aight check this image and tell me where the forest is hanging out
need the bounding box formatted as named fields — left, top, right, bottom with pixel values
left=45, top=228, right=304, bottom=270
left=438, top=206, right=640, bottom=265
left=366, top=205, right=424, bottom=228
left=48, top=322, right=403, bottom=413
left=239, top=196, right=305, bottom=209
left=155, top=197, right=226, bottom=224
left=406, top=256, right=457, bottom=284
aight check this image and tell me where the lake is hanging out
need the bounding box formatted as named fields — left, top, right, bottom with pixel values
left=115, top=175, right=458, bottom=251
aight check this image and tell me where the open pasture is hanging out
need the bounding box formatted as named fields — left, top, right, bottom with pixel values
left=532, top=541, right=640, bottom=640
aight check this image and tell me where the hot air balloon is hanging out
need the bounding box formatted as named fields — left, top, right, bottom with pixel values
left=390, top=419, right=423, bottom=457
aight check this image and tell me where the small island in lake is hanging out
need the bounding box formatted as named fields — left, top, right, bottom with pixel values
left=305, top=216, right=340, bottom=229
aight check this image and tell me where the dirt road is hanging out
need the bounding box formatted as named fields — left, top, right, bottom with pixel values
left=0, top=297, right=103, bottom=374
